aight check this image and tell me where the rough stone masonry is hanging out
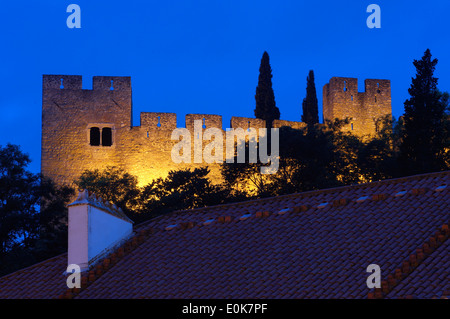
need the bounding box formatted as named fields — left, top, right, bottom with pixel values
left=41, top=75, right=391, bottom=186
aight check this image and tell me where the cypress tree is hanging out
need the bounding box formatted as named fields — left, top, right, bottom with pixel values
left=254, top=51, right=280, bottom=128
left=301, top=70, right=319, bottom=126
left=399, top=49, right=448, bottom=175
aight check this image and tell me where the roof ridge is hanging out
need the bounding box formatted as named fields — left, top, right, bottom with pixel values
left=152, top=182, right=447, bottom=233
left=165, top=170, right=450, bottom=217
left=368, top=222, right=450, bottom=299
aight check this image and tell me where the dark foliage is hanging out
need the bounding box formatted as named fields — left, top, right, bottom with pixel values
left=301, top=70, right=319, bottom=126
left=0, top=144, right=74, bottom=276
left=399, top=49, right=449, bottom=175
left=137, top=167, right=236, bottom=222
left=75, top=166, right=140, bottom=218
left=75, top=166, right=245, bottom=224
left=254, top=51, right=280, bottom=128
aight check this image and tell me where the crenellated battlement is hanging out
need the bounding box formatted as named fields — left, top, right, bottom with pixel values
left=323, top=77, right=391, bottom=136
left=43, top=74, right=131, bottom=92
left=43, top=75, right=83, bottom=90
left=140, top=112, right=177, bottom=131
left=185, top=114, right=223, bottom=132
left=93, top=76, right=131, bottom=91
left=41, top=74, right=391, bottom=187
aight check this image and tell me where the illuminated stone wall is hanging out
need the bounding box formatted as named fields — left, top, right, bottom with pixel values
left=42, top=75, right=391, bottom=187
left=42, top=75, right=231, bottom=186
left=272, top=119, right=307, bottom=130
left=323, top=77, right=392, bottom=136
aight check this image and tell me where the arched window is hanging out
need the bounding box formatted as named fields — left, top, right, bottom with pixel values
left=90, top=127, right=100, bottom=146
left=89, top=126, right=113, bottom=147
left=102, top=127, right=112, bottom=146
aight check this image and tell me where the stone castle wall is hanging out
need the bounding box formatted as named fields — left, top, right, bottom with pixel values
left=42, top=75, right=391, bottom=187
left=323, top=77, right=391, bottom=135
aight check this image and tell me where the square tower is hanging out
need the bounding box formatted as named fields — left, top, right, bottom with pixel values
left=41, top=75, right=132, bottom=185
left=322, top=77, right=391, bottom=136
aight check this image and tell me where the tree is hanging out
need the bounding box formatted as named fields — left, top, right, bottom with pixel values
left=0, top=144, right=74, bottom=276
left=221, top=120, right=364, bottom=197
left=0, top=144, right=40, bottom=256
left=301, top=70, right=319, bottom=126
left=254, top=51, right=280, bottom=128
left=358, top=115, right=400, bottom=182
left=221, top=141, right=274, bottom=197
left=75, top=166, right=236, bottom=223
left=399, top=49, right=449, bottom=175
left=139, top=167, right=232, bottom=220
left=444, top=95, right=450, bottom=167
left=74, top=166, right=141, bottom=220
left=33, top=177, right=74, bottom=259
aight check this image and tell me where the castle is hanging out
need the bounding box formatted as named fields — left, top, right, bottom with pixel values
left=41, top=75, right=391, bottom=186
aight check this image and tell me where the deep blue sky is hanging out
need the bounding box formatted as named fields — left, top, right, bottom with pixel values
left=1, top=0, right=449, bottom=173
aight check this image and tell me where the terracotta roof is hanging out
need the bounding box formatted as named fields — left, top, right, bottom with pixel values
left=0, top=171, right=448, bottom=299
left=0, top=253, right=68, bottom=299
left=385, top=228, right=449, bottom=299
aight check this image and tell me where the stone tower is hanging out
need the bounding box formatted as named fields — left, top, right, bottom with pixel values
left=41, top=75, right=133, bottom=185
left=41, top=75, right=240, bottom=186
left=322, top=77, right=391, bottom=136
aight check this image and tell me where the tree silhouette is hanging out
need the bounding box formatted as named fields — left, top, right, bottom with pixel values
left=75, top=166, right=140, bottom=219
left=301, top=70, right=319, bottom=126
left=399, top=49, right=449, bottom=175
left=0, top=144, right=74, bottom=276
left=0, top=144, right=39, bottom=257
left=254, top=51, right=280, bottom=128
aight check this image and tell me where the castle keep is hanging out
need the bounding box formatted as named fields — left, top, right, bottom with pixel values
left=323, top=77, right=391, bottom=136
left=41, top=75, right=391, bottom=186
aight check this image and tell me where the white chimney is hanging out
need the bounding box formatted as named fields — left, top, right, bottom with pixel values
left=67, top=190, right=134, bottom=271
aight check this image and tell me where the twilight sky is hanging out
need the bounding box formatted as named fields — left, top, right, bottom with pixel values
left=0, top=0, right=449, bottom=173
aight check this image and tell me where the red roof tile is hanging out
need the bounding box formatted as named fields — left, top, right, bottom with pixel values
left=0, top=254, right=67, bottom=299
left=0, top=171, right=448, bottom=299
left=385, top=227, right=449, bottom=299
